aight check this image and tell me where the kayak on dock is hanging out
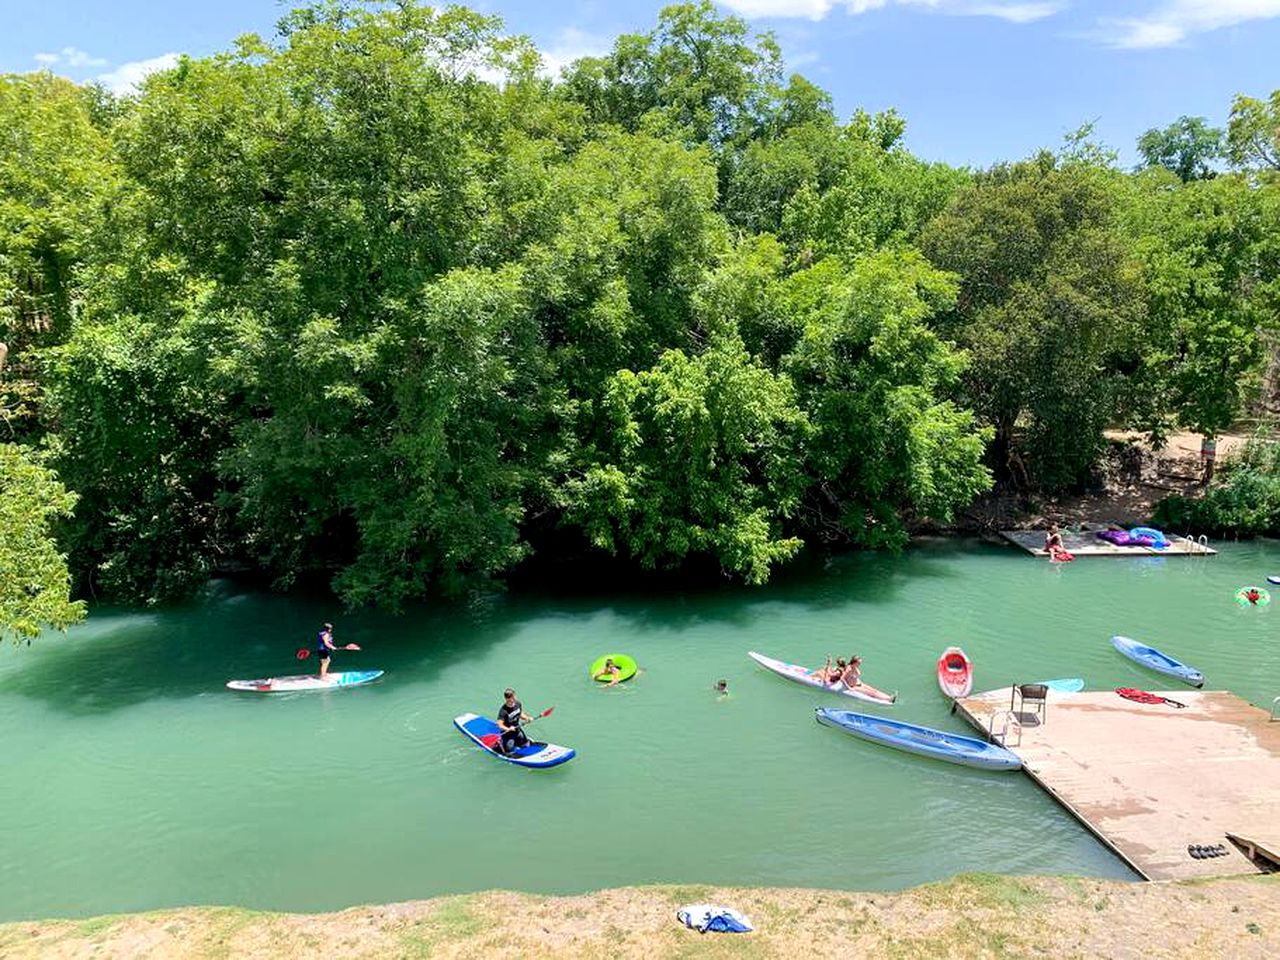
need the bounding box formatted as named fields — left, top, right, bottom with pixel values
left=1037, top=678, right=1085, bottom=693
left=226, top=670, right=384, bottom=692
left=1111, top=636, right=1204, bottom=688
left=936, top=647, right=973, bottom=699
left=453, top=712, right=576, bottom=769
left=815, top=708, right=1022, bottom=771
left=747, top=651, right=896, bottom=704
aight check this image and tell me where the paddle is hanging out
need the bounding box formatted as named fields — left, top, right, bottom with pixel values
left=294, top=643, right=361, bottom=660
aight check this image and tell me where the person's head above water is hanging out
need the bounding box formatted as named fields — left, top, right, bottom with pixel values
left=504, top=688, right=516, bottom=702
left=715, top=679, right=727, bottom=691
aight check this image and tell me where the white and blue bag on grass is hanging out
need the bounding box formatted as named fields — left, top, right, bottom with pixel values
left=676, top=904, right=753, bottom=933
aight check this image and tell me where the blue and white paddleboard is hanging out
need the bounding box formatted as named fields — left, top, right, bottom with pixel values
left=1111, top=635, right=1204, bottom=687
left=226, top=670, right=384, bottom=692
left=453, top=712, right=576, bottom=769
left=1036, top=677, right=1085, bottom=693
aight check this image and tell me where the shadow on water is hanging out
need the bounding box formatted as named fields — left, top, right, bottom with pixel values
left=2, top=580, right=522, bottom=717
left=6, top=539, right=975, bottom=716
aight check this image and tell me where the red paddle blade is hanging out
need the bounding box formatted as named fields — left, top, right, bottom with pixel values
left=344, top=643, right=361, bottom=651
left=296, top=648, right=310, bottom=660
left=538, top=706, right=555, bottom=719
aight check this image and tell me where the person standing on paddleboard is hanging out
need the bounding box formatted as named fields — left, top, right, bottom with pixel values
left=496, top=688, right=532, bottom=754
left=316, top=623, right=338, bottom=681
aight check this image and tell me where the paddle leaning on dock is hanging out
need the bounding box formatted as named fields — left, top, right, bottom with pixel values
left=815, top=708, right=1021, bottom=770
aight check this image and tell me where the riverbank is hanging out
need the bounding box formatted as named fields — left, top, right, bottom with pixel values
left=4, top=874, right=1276, bottom=959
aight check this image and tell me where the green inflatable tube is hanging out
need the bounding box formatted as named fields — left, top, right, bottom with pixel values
left=589, top=653, right=637, bottom=683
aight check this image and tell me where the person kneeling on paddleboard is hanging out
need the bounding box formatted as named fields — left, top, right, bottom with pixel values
left=497, top=688, right=533, bottom=754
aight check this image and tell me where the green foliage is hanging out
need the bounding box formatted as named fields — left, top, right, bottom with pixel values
left=0, top=444, right=85, bottom=642
left=0, top=73, right=118, bottom=437
left=922, top=153, right=1145, bottom=490
left=1155, top=439, right=1280, bottom=537
left=1136, top=116, right=1223, bottom=182
left=1227, top=89, right=1280, bottom=172
left=1122, top=171, right=1276, bottom=442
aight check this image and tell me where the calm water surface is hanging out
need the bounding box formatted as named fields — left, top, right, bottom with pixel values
left=4, top=538, right=1278, bottom=920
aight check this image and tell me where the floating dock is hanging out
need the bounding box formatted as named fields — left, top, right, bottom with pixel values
left=999, top=529, right=1216, bottom=557
left=954, top=688, right=1280, bottom=880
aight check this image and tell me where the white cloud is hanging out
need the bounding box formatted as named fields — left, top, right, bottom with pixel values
left=539, top=27, right=610, bottom=78
left=719, top=0, right=1061, bottom=22
left=1102, top=0, right=1280, bottom=48
left=97, top=53, right=180, bottom=95
left=33, top=46, right=107, bottom=68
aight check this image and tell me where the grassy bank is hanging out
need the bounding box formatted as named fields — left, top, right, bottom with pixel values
left=1, top=873, right=1277, bottom=959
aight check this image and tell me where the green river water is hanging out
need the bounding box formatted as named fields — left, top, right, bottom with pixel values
left=4, top=538, right=1278, bottom=921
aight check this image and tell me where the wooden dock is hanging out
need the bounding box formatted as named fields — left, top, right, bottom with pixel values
left=954, top=688, right=1280, bottom=881
left=999, top=529, right=1216, bottom=557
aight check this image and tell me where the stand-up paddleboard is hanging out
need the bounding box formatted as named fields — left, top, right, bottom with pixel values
left=453, top=713, right=575, bottom=768
left=747, top=651, right=896, bottom=704
left=936, top=647, right=973, bottom=699
left=1037, top=677, right=1085, bottom=693
left=227, top=670, right=384, bottom=693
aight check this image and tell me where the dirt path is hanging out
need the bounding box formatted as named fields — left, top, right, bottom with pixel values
left=2, top=874, right=1276, bottom=959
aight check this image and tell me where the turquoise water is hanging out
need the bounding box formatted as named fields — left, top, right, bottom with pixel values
left=3, top=538, right=1278, bottom=921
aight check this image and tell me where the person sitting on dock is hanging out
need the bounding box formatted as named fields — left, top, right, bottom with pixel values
left=1044, top=524, right=1073, bottom=562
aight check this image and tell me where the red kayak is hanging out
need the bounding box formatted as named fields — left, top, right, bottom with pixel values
left=937, top=646, right=973, bottom=699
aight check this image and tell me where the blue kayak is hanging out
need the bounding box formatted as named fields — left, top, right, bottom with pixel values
left=815, top=708, right=1022, bottom=771
left=453, top=712, right=576, bottom=769
left=1036, top=677, right=1084, bottom=693
left=1111, top=636, right=1204, bottom=687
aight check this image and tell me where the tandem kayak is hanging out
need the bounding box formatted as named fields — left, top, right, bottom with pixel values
left=815, top=708, right=1022, bottom=771
left=226, top=670, right=384, bottom=692
left=452, top=713, right=576, bottom=769
left=747, top=651, right=896, bottom=704
left=1111, top=636, right=1204, bottom=687
left=936, top=647, right=973, bottom=699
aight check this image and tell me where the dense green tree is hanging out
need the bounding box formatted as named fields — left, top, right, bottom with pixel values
left=0, top=444, right=84, bottom=643
left=1136, top=116, right=1223, bottom=182
left=0, top=73, right=117, bottom=436
left=921, top=153, right=1145, bottom=490
left=1228, top=89, right=1280, bottom=172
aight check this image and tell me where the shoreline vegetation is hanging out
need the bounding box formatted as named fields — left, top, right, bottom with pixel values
left=5, top=1, right=1280, bottom=638
left=3, top=874, right=1277, bottom=958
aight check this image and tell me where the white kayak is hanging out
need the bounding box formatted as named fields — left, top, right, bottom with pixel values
left=226, top=670, right=385, bottom=693
left=747, top=651, right=896, bottom=704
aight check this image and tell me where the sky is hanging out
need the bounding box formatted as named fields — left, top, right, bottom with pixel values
left=2, top=0, right=1278, bottom=167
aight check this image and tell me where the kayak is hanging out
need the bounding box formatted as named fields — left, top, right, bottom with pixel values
left=453, top=712, right=576, bottom=769
left=1037, top=677, right=1085, bottom=693
left=747, top=651, right=896, bottom=704
left=936, top=647, right=973, bottom=699
left=815, top=708, right=1022, bottom=771
left=589, top=653, right=637, bottom=683
left=226, top=670, right=384, bottom=692
left=1111, top=635, right=1204, bottom=687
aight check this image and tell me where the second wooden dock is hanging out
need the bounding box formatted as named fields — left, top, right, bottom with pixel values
left=955, top=687, right=1280, bottom=881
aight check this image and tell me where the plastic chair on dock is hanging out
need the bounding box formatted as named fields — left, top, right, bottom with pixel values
left=1010, top=683, right=1048, bottom=727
